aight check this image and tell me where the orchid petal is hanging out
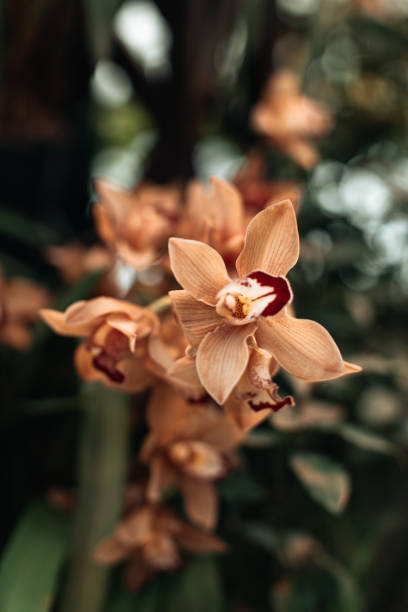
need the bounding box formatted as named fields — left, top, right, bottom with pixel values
left=176, top=522, right=227, bottom=552
left=257, top=311, right=347, bottom=381
left=65, top=297, right=143, bottom=325
left=168, top=238, right=230, bottom=305
left=169, top=290, right=223, bottom=347
left=40, top=308, right=93, bottom=337
left=196, top=324, right=256, bottom=404
left=236, top=200, right=299, bottom=277
left=208, top=176, right=244, bottom=237
left=179, top=476, right=218, bottom=530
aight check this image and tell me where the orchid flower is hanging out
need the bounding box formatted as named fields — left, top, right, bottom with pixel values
left=94, top=504, right=226, bottom=590
left=40, top=297, right=158, bottom=391
left=169, top=198, right=361, bottom=406
left=93, top=180, right=180, bottom=270
left=140, top=382, right=243, bottom=529
left=251, top=70, right=333, bottom=169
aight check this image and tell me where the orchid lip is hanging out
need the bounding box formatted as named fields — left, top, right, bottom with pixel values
left=215, top=269, right=292, bottom=324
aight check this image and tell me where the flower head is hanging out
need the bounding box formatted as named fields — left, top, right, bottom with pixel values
left=251, top=70, right=333, bottom=169
left=140, top=382, right=242, bottom=528
left=94, top=503, right=226, bottom=590
left=169, top=198, right=361, bottom=405
left=40, top=297, right=158, bottom=391
left=94, top=180, right=180, bottom=270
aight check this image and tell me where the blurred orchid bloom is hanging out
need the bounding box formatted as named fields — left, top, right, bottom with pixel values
left=93, top=180, right=180, bottom=270
left=169, top=198, right=361, bottom=405
left=234, top=150, right=301, bottom=212
left=40, top=297, right=158, bottom=391
left=178, top=177, right=245, bottom=267
left=140, top=382, right=243, bottom=529
left=46, top=242, right=112, bottom=284
left=94, top=504, right=226, bottom=590
left=0, top=275, right=51, bottom=350
left=252, top=70, right=333, bottom=169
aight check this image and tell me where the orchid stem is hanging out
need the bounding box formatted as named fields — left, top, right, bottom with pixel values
left=60, top=384, right=129, bottom=612
left=149, top=294, right=172, bottom=315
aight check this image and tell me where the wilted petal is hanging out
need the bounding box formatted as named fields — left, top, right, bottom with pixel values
left=257, top=311, right=348, bottom=381
left=169, top=290, right=223, bottom=347
left=168, top=238, right=230, bottom=305
left=197, top=324, right=256, bottom=405
left=179, top=476, right=218, bottom=530
left=236, top=200, right=299, bottom=277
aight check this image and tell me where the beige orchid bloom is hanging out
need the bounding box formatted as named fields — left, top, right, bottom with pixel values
left=0, top=274, right=51, bottom=350
left=93, top=180, right=180, bottom=270
left=40, top=297, right=158, bottom=391
left=46, top=242, right=112, bottom=284
left=251, top=70, right=333, bottom=169
left=140, top=382, right=243, bottom=529
left=178, top=177, right=245, bottom=267
left=94, top=503, right=226, bottom=590
left=169, top=198, right=361, bottom=406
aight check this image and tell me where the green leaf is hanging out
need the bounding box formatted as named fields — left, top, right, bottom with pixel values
left=107, top=580, right=160, bottom=612
left=0, top=207, right=58, bottom=247
left=336, top=423, right=397, bottom=455
left=166, top=558, right=224, bottom=612
left=289, top=452, right=351, bottom=514
left=0, top=501, right=70, bottom=612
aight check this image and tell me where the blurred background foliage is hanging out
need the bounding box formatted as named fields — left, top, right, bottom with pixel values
left=1, top=0, right=408, bottom=611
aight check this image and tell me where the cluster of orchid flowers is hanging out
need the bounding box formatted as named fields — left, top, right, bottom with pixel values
left=1, top=73, right=357, bottom=588
left=38, top=167, right=360, bottom=587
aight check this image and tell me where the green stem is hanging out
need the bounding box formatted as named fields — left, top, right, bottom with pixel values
left=60, top=383, right=129, bottom=612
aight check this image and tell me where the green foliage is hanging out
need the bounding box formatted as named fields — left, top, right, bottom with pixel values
left=0, top=501, right=70, bottom=612
left=289, top=453, right=351, bottom=514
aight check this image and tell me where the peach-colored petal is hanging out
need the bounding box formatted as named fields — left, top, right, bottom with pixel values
left=74, top=344, right=151, bottom=391
left=168, top=238, right=230, bottom=306
left=236, top=200, right=299, bottom=277
left=257, top=311, right=347, bottom=381
left=179, top=476, right=218, bottom=530
left=94, top=179, right=133, bottom=226
left=1, top=323, right=32, bottom=350
left=115, top=241, right=156, bottom=270
left=105, top=313, right=139, bottom=351
left=146, top=455, right=176, bottom=502
left=225, top=396, right=270, bottom=432
left=65, top=297, right=143, bottom=325
left=176, top=522, right=227, bottom=553
left=92, top=203, right=117, bottom=246
left=169, top=441, right=226, bottom=480
left=166, top=356, right=205, bottom=399
left=93, top=536, right=130, bottom=564
left=169, top=290, right=223, bottom=347
left=208, top=176, right=244, bottom=238
left=116, top=507, right=153, bottom=546
left=196, top=324, right=256, bottom=404
left=40, top=308, right=93, bottom=337
left=199, top=416, right=243, bottom=450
